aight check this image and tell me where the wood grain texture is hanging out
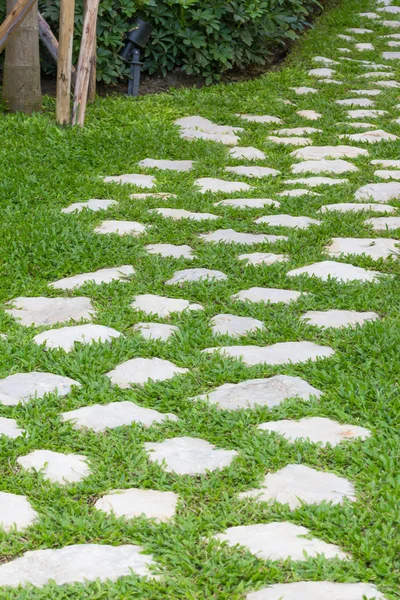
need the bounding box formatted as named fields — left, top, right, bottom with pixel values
left=56, top=0, right=75, bottom=124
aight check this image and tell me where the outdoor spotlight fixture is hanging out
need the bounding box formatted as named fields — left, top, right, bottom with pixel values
left=121, top=18, right=153, bottom=97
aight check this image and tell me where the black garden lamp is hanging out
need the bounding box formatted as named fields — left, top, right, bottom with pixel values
left=121, top=18, right=153, bottom=97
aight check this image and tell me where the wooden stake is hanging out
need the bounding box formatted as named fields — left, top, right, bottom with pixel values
left=56, top=0, right=75, bottom=124
left=84, top=0, right=96, bottom=103
left=0, top=0, right=37, bottom=53
left=38, top=12, right=76, bottom=85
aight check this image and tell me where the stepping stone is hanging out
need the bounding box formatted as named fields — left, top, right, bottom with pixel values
left=319, top=203, right=395, bottom=213
left=0, top=492, right=38, bottom=532
left=378, top=5, right=400, bottom=12
left=312, top=56, right=338, bottom=65
left=50, top=266, right=135, bottom=290
left=62, top=401, right=177, bottom=432
left=267, top=136, right=312, bottom=146
left=291, top=145, right=368, bottom=160
left=192, top=375, right=321, bottom=410
left=365, top=216, right=400, bottom=230
left=236, top=114, right=282, bottom=124
left=103, top=174, right=155, bottom=188
left=338, top=34, right=354, bottom=41
left=144, top=436, right=237, bottom=475
left=374, top=169, right=400, bottom=179
left=346, top=28, right=373, bottom=33
left=212, top=522, right=347, bottom=561
left=232, top=287, right=303, bottom=304
left=382, top=20, right=400, bottom=27
left=240, top=464, right=355, bottom=508
left=285, top=177, right=348, bottom=187
left=202, top=341, right=334, bottom=367
left=337, top=122, right=377, bottom=129
left=62, top=199, right=117, bottom=214
left=0, top=417, right=25, bottom=439
left=175, top=116, right=242, bottom=145
left=355, top=43, right=374, bottom=51
left=326, top=237, right=399, bottom=259
left=34, top=325, right=121, bottom=352
left=307, top=68, right=335, bottom=77
left=355, top=182, right=400, bottom=202
left=17, top=450, right=91, bottom=485
left=145, top=244, right=195, bottom=259
left=199, top=230, right=287, bottom=245
left=138, top=159, right=193, bottom=171
left=214, top=198, right=280, bottom=209
left=387, top=40, right=400, bottom=46
left=131, top=294, right=203, bottom=317
left=289, top=87, right=318, bottom=94
left=5, top=297, right=95, bottom=327
left=93, top=220, right=147, bottom=236
left=347, top=109, right=388, bottom=118
left=317, top=79, right=343, bottom=84
left=278, top=189, right=320, bottom=197
left=287, top=260, right=381, bottom=283
left=229, top=147, right=266, bottom=160
left=301, top=309, right=379, bottom=328
left=166, top=268, right=228, bottom=285
left=359, top=11, right=380, bottom=18
left=273, top=127, right=322, bottom=135
left=375, top=79, right=400, bottom=87
left=195, top=177, right=251, bottom=193
left=258, top=416, right=371, bottom=446
left=130, top=192, right=176, bottom=200
left=359, top=71, right=395, bottom=78
left=0, top=544, right=156, bottom=587
left=383, top=51, right=400, bottom=59
left=350, top=89, right=381, bottom=95
left=239, top=253, right=289, bottom=266
left=255, top=215, right=321, bottom=229
left=338, top=47, right=352, bottom=53
left=150, top=208, right=218, bottom=221
left=280, top=99, right=295, bottom=105
left=340, top=130, right=399, bottom=143
left=225, top=166, right=280, bottom=178
left=132, top=322, right=179, bottom=341
left=210, top=314, right=265, bottom=337
left=106, top=358, right=187, bottom=388
left=296, top=110, right=321, bottom=120
left=291, top=160, right=358, bottom=175
left=336, top=98, right=374, bottom=106
left=0, top=372, right=81, bottom=406
left=372, top=159, right=400, bottom=168
left=95, top=488, right=179, bottom=522
left=246, top=582, right=385, bottom=600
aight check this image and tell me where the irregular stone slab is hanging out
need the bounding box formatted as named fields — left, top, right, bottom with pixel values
left=346, top=27, right=373, bottom=33
left=359, top=11, right=379, bottom=17
left=350, top=89, right=381, bottom=95
left=291, top=159, right=358, bottom=175
left=131, top=294, right=203, bottom=317
left=210, top=314, right=265, bottom=337
left=365, top=216, right=400, bottom=230
left=338, top=47, right=352, bottom=53
left=202, top=341, right=334, bottom=366
left=93, top=220, right=147, bottom=236
left=338, top=34, right=354, bottom=41
left=144, top=436, right=237, bottom=475
left=176, top=120, right=241, bottom=145
left=326, top=237, right=399, bottom=259
left=291, top=145, right=368, bottom=160
left=193, top=375, right=321, bottom=410
left=246, top=582, right=385, bottom=600
left=383, top=51, right=400, bottom=59
left=301, top=309, right=379, bottom=328
left=232, top=287, right=303, bottom=304
left=289, top=87, right=318, bottom=94
left=319, top=203, right=395, bottom=213
left=129, top=192, right=176, bottom=200
left=239, top=253, right=289, bottom=266
left=0, top=492, right=38, bottom=532
left=388, top=40, right=400, bottom=46
left=138, top=159, right=193, bottom=171
left=62, top=401, right=177, bottom=432
left=225, top=166, right=280, bottom=178
left=371, top=159, right=400, bottom=168
left=0, top=544, right=156, bottom=587
left=382, top=20, right=400, bottom=27
left=355, top=43, right=374, bottom=51
left=375, top=79, right=400, bottom=87
left=374, top=169, right=400, bottom=179
left=145, top=244, right=195, bottom=259
left=195, top=177, right=251, bottom=194
left=0, top=372, right=81, bottom=406
left=312, top=56, right=338, bottom=65
left=287, top=260, right=380, bottom=283
left=340, top=130, right=399, bottom=143
left=285, top=177, right=348, bottom=187
left=278, top=189, right=320, bottom=197
left=296, top=110, right=321, bottom=120
left=199, top=229, right=286, bottom=245
left=229, top=146, right=266, bottom=160
left=50, top=266, right=134, bottom=290
left=379, top=5, right=400, bottom=12
left=166, top=268, right=227, bottom=285
left=95, top=488, right=179, bottom=522
left=34, top=324, right=121, bottom=352
left=255, top=215, right=321, bottom=229
left=214, top=198, right=280, bottom=209
left=62, top=199, right=117, bottom=214
left=17, top=450, right=91, bottom=485
left=258, top=416, right=371, bottom=447
left=103, top=174, right=155, bottom=188
left=0, top=416, right=25, bottom=438
left=212, top=522, right=347, bottom=561
left=150, top=208, right=218, bottom=221
left=337, top=121, right=377, bottom=129
left=267, top=136, right=312, bottom=146
left=6, top=297, right=95, bottom=327
left=317, top=79, right=343, bottom=84
left=236, top=114, right=282, bottom=124
left=347, top=109, right=388, bottom=118
left=308, top=68, right=335, bottom=77
left=336, top=98, right=374, bottom=106
left=175, top=116, right=242, bottom=135
left=132, top=322, right=179, bottom=341
left=106, top=356, right=188, bottom=388
left=240, top=464, right=355, bottom=508
left=355, top=182, right=400, bottom=202
left=273, top=127, right=322, bottom=135
left=280, top=99, right=295, bottom=105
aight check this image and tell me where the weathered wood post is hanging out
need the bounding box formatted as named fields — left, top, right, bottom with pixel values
left=56, top=0, right=75, bottom=124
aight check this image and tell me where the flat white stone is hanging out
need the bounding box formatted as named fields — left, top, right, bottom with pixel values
left=383, top=51, right=400, bottom=59
left=132, top=322, right=179, bottom=341
left=372, top=159, right=400, bottom=168
left=355, top=43, right=375, bottom=51
left=93, top=220, right=147, bottom=236
left=62, top=401, right=177, bottom=432
left=308, top=68, right=335, bottom=77
left=103, top=174, right=155, bottom=188
left=278, top=189, right=320, bottom=197
left=95, top=488, right=178, bottom=522
left=267, top=136, right=312, bottom=146
left=5, top=296, right=95, bottom=327
left=62, top=199, right=117, bottom=214
left=0, top=372, right=81, bottom=406
left=301, top=309, right=379, bottom=328
left=195, top=177, right=251, bottom=194
left=355, top=182, right=400, bottom=202
left=236, top=114, right=282, bottom=124
left=340, top=130, right=399, bottom=143
left=312, top=56, right=338, bottom=65
left=378, top=5, right=400, bottom=12
left=131, top=294, right=203, bottom=317
left=296, top=110, right=322, bottom=120
left=359, top=11, right=380, bottom=17
left=193, top=375, right=321, bottom=410
left=326, top=237, right=399, bottom=259
left=0, top=416, right=25, bottom=438
left=246, top=581, right=385, bottom=600
left=212, top=522, right=347, bottom=561
left=0, top=544, right=156, bottom=587
left=180, top=129, right=240, bottom=145
left=232, top=287, right=303, bottom=304
left=129, top=192, right=176, bottom=200
left=239, top=253, right=289, bottom=266
left=144, top=436, right=237, bottom=475
left=106, top=358, right=187, bottom=388
left=214, top=198, right=280, bottom=209
left=381, top=33, right=400, bottom=39
left=199, top=229, right=286, bottom=245
left=289, top=87, right=318, bottom=94
left=0, top=492, right=38, bottom=532
left=336, top=98, right=374, bottom=106
left=291, top=145, right=368, bottom=160
left=202, top=341, right=334, bottom=367
left=319, top=203, right=395, bottom=213
left=145, top=244, right=195, bottom=259
left=280, top=99, right=295, bottom=105
left=50, top=266, right=134, bottom=290
left=338, top=34, right=354, bottom=41
left=166, top=268, right=227, bottom=285
left=138, top=159, right=193, bottom=171
left=375, top=79, right=400, bottom=87
left=359, top=71, right=395, bottom=78
left=374, top=169, right=400, bottom=179
left=34, top=324, right=121, bottom=352
left=210, top=314, right=265, bottom=337
left=388, top=40, right=400, bottom=45
left=240, top=464, right=355, bottom=509
left=225, top=166, right=280, bottom=178
left=365, top=216, right=400, bottom=230
left=285, top=177, right=348, bottom=187
left=287, top=260, right=381, bottom=282
left=174, top=116, right=242, bottom=136
left=17, top=450, right=91, bottom=485
left=382, top=19, right=400, bottom=27
left=229, top=146, right=266, bottom=160
left=258, top=416, right=371, bottom=447
left=338, top=47, right=352, bottom=53
left=317, top=79, right=343, bottom=84
left=273, top=127, right=322, bottom=135
left=347, top=109, right=388, bottom=118
left=255, top=215, right=321, bottom=229
left=339, top=122, right=378, bottom=130
left=291, top=160, right=358, bottom=175
left=150, top=208, right=218, bottom=221
left=346, top=28, right=373, bottom=33
left=350, top=89, right=381, bottom=95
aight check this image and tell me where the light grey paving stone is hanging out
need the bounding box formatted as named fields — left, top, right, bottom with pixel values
left=132, top=322, right=179, bottom=341
left=236, top=114, right=282, bottom=124
left=212, top=522, right=348, bottom=561
left=355, top=43, right=375, bottom=51
left=326, top=237, right=399, bottom=259
left=239, top=253, right=289, bottom=266
left=355, top=182, right=400, bottom=202
left=232, top=287, right=303, bottom=304
left=337, top=121, right=377, bottom=129
left=301, top=309, right=379, bottom=328
left=229, top=147, right=266, bottom=160
left=359, top=71, right=395, bottom=78
left=296, top=110, right=322, bottom=120
left=365, top=216, right=400, bottom=230
left=378, top=5, right=400, bottom=13
left=255, top=215, right=321, bottom=229
left=382, top=20, right=400, bottom=27
left=258, top=416, right=371, bottom=446
left=129, top=192, right=176, bottom=200
left=267, top=136, right=312, bottom=146
left=50, top=266, right=135, bottom=290
left=93, top=220, right=147, bottom=236
left=0, top=544, right=156, bottom=587
left=336, top=98, right=374, bottom=106
left=346, top=109, right=388, bottom=118
left=62, top=199, right=118, bottom=214
left=350, top=89, right=381, bottom=95
left=202, top=341, right=334, bottom=366
left=17, top=450, right=91, bottom=485
left=34, top=325, right=121, bottom=352
left=359, top=11, right=380, bottom=17
left=277, top=189, right=321, bottom=197
left=246, top=581, right=385, bottom=600
left=381, top=33, right=400, bottom=39
left=0, top=492, right=38, bottom=532
left=317, top=79, right=343, bottom=84
left=62, top=401, right=178, bottom=432
left=150, top=208, right=218, bottom=221
left=95, top=488, right=179, bottom=522
left=307, top=68, right=336, bottom=77
left=375, top=79, right=400, bottom=87
left=289, top=86, right=318, bottom=94
left=287, top=260, right=381, bottom=282
left=145, top=244, right=195, bottom=259
left=346, top=27, right=373, bottom=33
left=214, top=198, right=280, bottom=209
left=319, top=203, right=395, bottom=213
left=103, top=174, right=155, bottom=188
left=340, top=130, right=399, bottom=143
left=199, top=229, right=287, bottom=245
left=273, top=127, right=322, bottom=135
left=0, top=372, right=81, bottom=406
left=337, top=34, right=354, bottom=41
left=0, top=416, right=25, bottom=438
left=388, top=40, right=400, bottom=46
left=285, top=177, right=348, bottom=187
left=312, top=56, right=339, bottom=64
left=138, top=159, right=193, bottom=171
left=371, top=159, right=400, bottom=168
left=210, top=314, right=265, bottom=337
left=174, top=116, right=242, bottom=135
left=195, top=177, right=251, bottom=194
left=338, top=47, right=352, bottom=53
left=166, top=268, right=227, bottom=285
left=106, top=358, right=188, bottom=387
left=144, top=436, right=237, bottom=475
left=291, top=159, right=358, bottom=175
left=280, top=99, right=295, bottom=105
left=374, top=169, right=400, bottom=179
left=192, top=375, right=321, bottom=410
left=225, top=166, right=280, bottom=178
left=131, top=294, right=203, bottom=317
left=240, top=464, right=355, bottom=508
left=290, top=145, right=368, bottom=159
left=5, top=297, right=95, bottom=327
left=383, top=50, right=400, bottom=59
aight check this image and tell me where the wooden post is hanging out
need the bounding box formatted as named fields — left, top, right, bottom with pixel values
left=84, top=0, right=96, bottom=103
left=38, top=13, right=77, bottom=84
left=56, top=0, right=75, bottom=124
left=0, top=0, right=37, bottom=53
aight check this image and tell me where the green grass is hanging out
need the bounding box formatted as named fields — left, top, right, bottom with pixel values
left=0, top=0, right=399, bottom=597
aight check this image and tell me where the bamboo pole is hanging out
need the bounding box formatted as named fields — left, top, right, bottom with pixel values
left=38, top=13, right=77, bottom=85
left=56, top=0, right=75, bottom=124
left=84, top=0, right=96, bottom=103
left=0, top=0, right=37, bottom=53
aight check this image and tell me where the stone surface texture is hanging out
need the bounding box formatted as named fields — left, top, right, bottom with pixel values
left=132, top=322, right=180, bottom=341
left=166, top=268, right=228, bottom=285
left=195, top=178, right=251, bottom=193
left=0, top=492, right=38, bottom=532
left=0, top=416, right=25, bottom=438
left=138, top=159, right=193, bottom=171
left=255, top=215, right=321, bottom=228
left=246, top=582, right=385, bottom=600
left=131, top=294, right=204, bottom=317
left=199, top=229, right=286, bottom=245
left=151, top=208, right=218, bottom=221
left=103, top=174, right=155, bottom=187
left=17, top=450, right=91, bottom=484
left=365, top=216, right=400, bottom=230
left=301, top=309, right=379, bottom=328
left=93, top=220, right=147, bottom=236
left=0, top=372, right=81, bottom=406
left=239, top=253, right=289, bottom=266
left=94, top=488, right=179, bottom=522
left=145, top=244, right=195, bottom=259
left=287, top=261, right=381, bottom=282
left=62, top=199, right=117, bottom=214
left=34, top=324, right=122, bottom=352
left=326, top=237, right=399, bottom=259
left=231, top=287, right=303, bottom=305
left=210, top=314, right=265, bottom=337
left=203, top=341, right=334, bottom=366
left=6, top=297, right=95, bottom=327
left=50, top=266, right=134, bottom=290
left=291, top=145, right=368, bottom=160
left=355, top=182, right=400, bottom=202
left=106, top=358, right=188, bottom=387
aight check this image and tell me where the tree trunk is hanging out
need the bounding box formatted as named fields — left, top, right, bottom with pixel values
left=1, top=0, right=41, bottom=113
